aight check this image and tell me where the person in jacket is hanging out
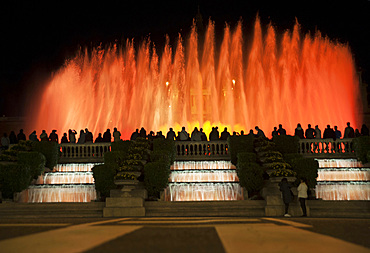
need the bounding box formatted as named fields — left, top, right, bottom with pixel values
left=279, top=178, right=293, bottom=217
left=297, top=178, right=308, bottom=217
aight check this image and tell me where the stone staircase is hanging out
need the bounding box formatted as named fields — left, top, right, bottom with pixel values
left=145, top=200, right=266, bottom=217
left=0, top=202, right=104, bottom=218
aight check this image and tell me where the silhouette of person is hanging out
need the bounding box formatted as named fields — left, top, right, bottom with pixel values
left=323, top=125, right=336, bottom=140
left=166, top=128, right=176, bottom=140
left=272, top=127, right=278, bottom=137
left=277, top=124, right=286, bottom=135
left=156, top=131, right=165, bottom=140
left=130, top=129, right=139, bottom=140
left=95, top=133, right=103, bottom=143
left=200, top=128, right=207, bottom=141
left=294, top=123, right=304, bottom=139
left=1, top=133, right=10, bottom=150
left=355, top=129, right=361, bottom=137
left=255, top=126, right=266, bottom=138
left=17, top=129, right=26, bottom=142
left=179, top=127, right=189, bottom=141
left=246, top=129, right=255, bottom=137
left=305, top=124, right=315, bottom=139
left=40, top=130, right=48, bottom=141
left=61, top=133, right=69, bottom=143
left=113, top=127, right=121, bottom=142
left=85, top=128, right=93, bottom=143
left=314, top=125, right=321, bottom=139
left=77, top=129, right=86, bottom=144
left=148, top=131, right=155, bottom=141
left=139, top=127, right=147, bottom=139
left=191, top=127, right=202, bottom=141
left=279, top=178, right=293, bottom=217
left=103, top=129, right=111, bottom=142
left=334, top=126, right=342, bottom=140
left=69, top=129, right=77, bottom=143
left=361, top=124, right=369, bottom=136
left=220, top=127, right=230, bottom=140
left=49, top=130, right=59, bottom=143
left=29, top=131, right=38, bottom=142
left=209, top=127, right=219, bottom=141
left=9, top=131, right=17, bottom=144
left=344, top=122, right=355, bottom=138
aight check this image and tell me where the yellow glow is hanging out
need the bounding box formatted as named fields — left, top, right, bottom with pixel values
left=166, top=81, right=169, bottom=86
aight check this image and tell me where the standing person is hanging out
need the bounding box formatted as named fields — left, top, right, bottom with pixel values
left=179, top=127, right=189, bottom=141
left=279, top=178, right=293, bottom=217
left=305, top=124, right=315, bottom=139
left=29, top=131, right=38, bottom=142
left=277, top=124, right=286, bottom=135
left=113, top=127, right=121, bottom=142
left=49, top=130, right=59, bottom=143
left=60, top=133, right=69, bottom=143
left=139, top=127, right=147, bottom=139
left=297, top=178, right=308, bottom=217
left=166, top=128, right=176, bottom=140
left=220, top=127, right=230, bottom=140
left=17, top=129, right=26, bottom=142
left=200, top=128, right=207, bottom=141
left=103, top=129, right=112, bottom=142
left=361, top=124, right=369, bottom=136
left=334, top=126, right=342, bottom=140
left=294, top=123, right=304, bottom=139
left=255, top=126, right=266, bottom=138
left=77, top=129, right=86, bottom=144
left=344, top=122, right=355, bottom=138
left=69, top=129, right=77, bottom=143
left=85, top=128, right=93, bottom=143
left=272, top=127, right=278, bottom=137
left=40, top=130, right=48, bottom=141
left=1, top=133, right=10, bottom=150
left=9, top=131, right=17, bottom=144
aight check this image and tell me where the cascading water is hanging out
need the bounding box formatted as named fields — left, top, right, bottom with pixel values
left=28, top=17, right=361, bottom=139
left=22, top=163, right=98, bottom=203
left=316, top=159, right=370, bottom=200
left=165, top=161, right=243, bottom=201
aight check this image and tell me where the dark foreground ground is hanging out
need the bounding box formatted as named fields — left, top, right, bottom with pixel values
left=0, top=217, right=369, bottom=253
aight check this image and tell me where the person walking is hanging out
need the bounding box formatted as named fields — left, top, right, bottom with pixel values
left=279, top=178, right=293, bottom=217
left=297, top=178, right=308, bottom=217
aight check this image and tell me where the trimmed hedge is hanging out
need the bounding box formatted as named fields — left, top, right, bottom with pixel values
left=228, top=135, right=254, bottom=165
left=152, top=139, right=176, bottom=164
left=110, top=140, right=131, bottom=153
left=0, top=163, right=31, bottom=199
left=353, top=136, right=370, bottom=163
left=144, top=160, right=171, bottom=198
left=289, top=157, right=319, bottom=188
left=237, top=161, right=264, bottom=194
left=31, top=141, right=59, bottom=169
left=17, top=152, right=46, bottom=180
left=237, top=152, right=257, bottom=164
left=92, top=164, right=116, bottom=199
left=272, top=135, right=299, bottom=154
left=104, top=151, right=129, bottom=166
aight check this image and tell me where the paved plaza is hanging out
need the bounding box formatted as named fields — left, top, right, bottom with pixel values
left=0, top=217, right=369, bottom=252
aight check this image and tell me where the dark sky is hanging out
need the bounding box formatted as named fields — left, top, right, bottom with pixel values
left=1, top=0, right=369, bottom=116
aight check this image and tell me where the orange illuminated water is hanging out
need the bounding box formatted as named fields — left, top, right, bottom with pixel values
left=29, top=18, right=361, bottom=139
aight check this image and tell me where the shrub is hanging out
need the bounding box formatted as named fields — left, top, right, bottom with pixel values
left=272, top=135, right=299, bottom=154
left=0, top=163, right=31, bottom=199
left=237, top=152, right=257, bottom=164
left=283, top=153, right=304, bottom=165
left=31, top=141, right=59, bottom=169
left=228, top=135, right=254, bottom=165
left=152, top=139, right=176, bottom=164
left=92, top=164, right=116, bottom=199
left=289, top=157, right=319, bottom=188
left=144, top=160, right=171, bottom=199
left=353, top=136, right=370, bottom=163
left=17, top=152, right=46, bottom=180
left=104, top=151, right=129, bottom=166
left=110, top=140, right=131, bottom=153
left=237, top=162, right=264, bottom=194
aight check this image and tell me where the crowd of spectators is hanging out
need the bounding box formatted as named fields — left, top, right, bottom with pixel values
left=1, top=122, right=369, bottom=150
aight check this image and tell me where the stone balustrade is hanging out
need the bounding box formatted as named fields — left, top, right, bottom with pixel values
left=175, top=141, right=229, bottom=160
left=59, top=143, right=111, bottom=163
left=298, top=138, right=355, bottom=157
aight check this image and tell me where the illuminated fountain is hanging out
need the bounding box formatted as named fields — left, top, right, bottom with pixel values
left=28, top=17, right=361, bottom=139
left=22, top=163, right=97, bottom=203
left=316, top=159, right=370, bottom=200
left=165, top=161, right=243, bottom=201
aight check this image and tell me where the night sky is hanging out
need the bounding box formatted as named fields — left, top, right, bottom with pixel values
left=1, top=0, right=369, bottom=116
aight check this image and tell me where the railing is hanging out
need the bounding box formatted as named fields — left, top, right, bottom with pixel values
left=175, top=141, right=229, bottom=160
left=59, top=143, right=111, bottom=162
left=298, top=138, right=355, bottom=157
